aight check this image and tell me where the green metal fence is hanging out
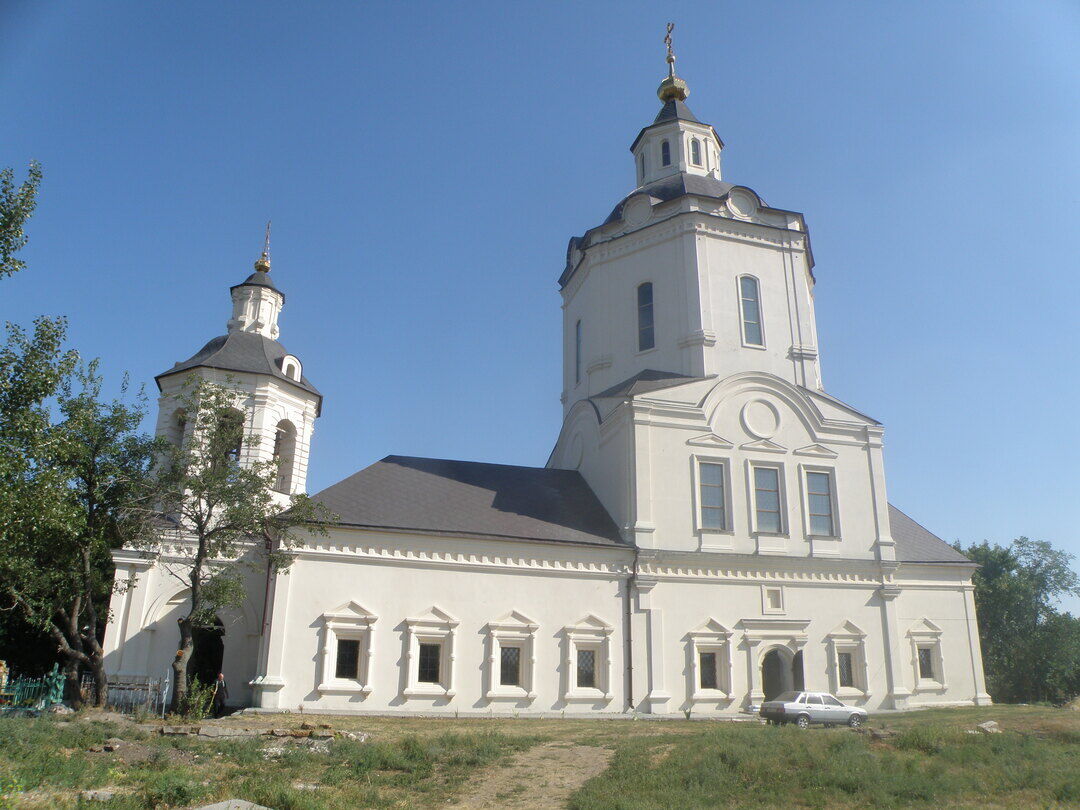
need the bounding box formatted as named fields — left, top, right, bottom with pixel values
left=0, top=665, right=65, bottom=710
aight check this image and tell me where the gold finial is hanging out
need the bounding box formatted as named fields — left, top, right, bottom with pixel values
left=254, top=220, right=271, bottom=272
left=657, top=22, right=689, bottom=102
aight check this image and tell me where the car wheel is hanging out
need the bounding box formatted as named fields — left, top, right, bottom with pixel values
left=796, top=714, right=810, bottom=729
left=848, top=713, right=863, bottom=729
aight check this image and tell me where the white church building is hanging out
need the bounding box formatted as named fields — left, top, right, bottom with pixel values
left=103, top=50, right=991, bottom=716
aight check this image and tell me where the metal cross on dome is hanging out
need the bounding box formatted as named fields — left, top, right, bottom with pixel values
left=664, top=22, right=676, bottom=77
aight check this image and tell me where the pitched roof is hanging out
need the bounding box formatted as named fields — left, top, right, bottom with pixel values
left=156, top=330, right=322, bottom=408
left=602, top=173, right=737, bottom=226
left=653, top=98, right=701, bottom=125
left=889, top=505, right=970, bottom=563
left=592, top=369, right=709, bottom=400
left=231, top=270, right=281, bottom=296
left=309, top=455, right=625, bottom=547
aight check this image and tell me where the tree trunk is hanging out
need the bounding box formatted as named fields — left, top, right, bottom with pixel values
left=170, top=617, right=193, bottom=713
left=89, top=656, right=108, bottom=708
left=62, top=659, right=83, bottom=709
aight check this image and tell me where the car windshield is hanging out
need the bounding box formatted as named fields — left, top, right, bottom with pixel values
left=774, top=691, right=800, bottom=702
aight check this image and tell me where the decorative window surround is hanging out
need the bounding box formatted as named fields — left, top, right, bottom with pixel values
left=687, top=619, right=733, bottom=701
left=826, top=620, right=870, bottom=699
left=799, top=464, right=842, bottom=557
left=746, top=461, right=788, bottom=554
left=761, top=585, right=785, bottom=615
left=563, top=614, right=614, bottom=702
left=693, top=455, right=734, bottom=549
left=485, top=611, right=539, bottom=701
left=317, top=601, right=377, bottom=695
left=403, top=606, right=459, bottom=699
left=908, top=618, right=947, bottom=693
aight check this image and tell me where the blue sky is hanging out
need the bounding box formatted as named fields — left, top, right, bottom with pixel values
left=3, top=2, right=1078, bottom=609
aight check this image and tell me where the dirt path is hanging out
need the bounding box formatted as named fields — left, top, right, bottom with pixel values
left=446, top=741, right=613, bottom=809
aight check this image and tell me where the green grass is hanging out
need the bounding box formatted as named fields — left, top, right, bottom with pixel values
left=0, top=705, right=1076, bottom=808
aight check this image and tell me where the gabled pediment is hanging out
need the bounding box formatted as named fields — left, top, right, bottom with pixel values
left=406, top=605, right=459, bottom=628
left=687, top=433, right=735, bottom=449
left=567, top=613, right=613, bottom=633
left=489, top=610, right=539, bottom=631
left=322, top=600, right=378, bottom=627
left=907, top=617, right=943, bottom=637
left=827, top=619, right=866, bottom=639
left=689, top=617, right=732, bottom=638
left=794, top=443, right=838, bottom=459
left=739, top=438, right=787, bottom=454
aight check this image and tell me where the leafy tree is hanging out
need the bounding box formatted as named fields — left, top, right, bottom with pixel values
left=0, top=161, right=42, bottom=279
left=140, top=378, right=329, bottom=710
left=960, top=537, right=1080, bottom=704
left=0, top=357, right=158, bottom=705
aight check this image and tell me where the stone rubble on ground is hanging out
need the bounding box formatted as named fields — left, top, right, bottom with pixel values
left=976, top=720, right=1002, bottom=734
left=79, top=789, right=117, bottom=802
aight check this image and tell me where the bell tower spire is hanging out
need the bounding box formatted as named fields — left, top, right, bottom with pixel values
left=657, top=22, right=689, bottom=103
left=228, top=222, right=284, bottom=340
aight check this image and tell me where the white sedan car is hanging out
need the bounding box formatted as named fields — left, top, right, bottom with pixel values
left=758, top=691, right=867, bottom=728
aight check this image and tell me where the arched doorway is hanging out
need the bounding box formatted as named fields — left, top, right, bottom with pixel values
left=187, top=617, right=224, bottom=688
left=761, top=647, right=806, bottom=700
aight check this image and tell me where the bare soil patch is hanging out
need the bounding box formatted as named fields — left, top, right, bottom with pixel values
left=446, top=741, right=612, bottom=809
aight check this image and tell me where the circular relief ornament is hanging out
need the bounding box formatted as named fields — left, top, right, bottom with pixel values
left=622, top=195, right=653, bottom=227
left=741, top=399, right=780, bottom=439
left=727, top=188, right=758, bottom=219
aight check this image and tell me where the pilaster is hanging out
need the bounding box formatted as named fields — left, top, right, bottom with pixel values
left=878, top=585, right=911, bottom=710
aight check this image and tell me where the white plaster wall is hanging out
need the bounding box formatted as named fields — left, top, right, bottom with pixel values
left=256, top=530, right=632, bottom=715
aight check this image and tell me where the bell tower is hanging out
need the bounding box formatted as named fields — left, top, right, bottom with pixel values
left=154, top=227, right=322, bottom=506
left=559, top=27, right=822, bottom=415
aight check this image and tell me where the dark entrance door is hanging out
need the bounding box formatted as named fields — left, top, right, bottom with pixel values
left=762, top=649, right=785, bottom=700
left=792, top=650, right=804, bottom=692
left=187, top=617, right=224, bottom=688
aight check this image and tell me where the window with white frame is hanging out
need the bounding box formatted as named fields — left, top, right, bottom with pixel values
left=688, top=619, right=733, bottom=701
left=739, top=276, right=764, bottom=347
left=826, top=620, right=869, bottom=697
left=907, top=618, right=946, bottom=691
left=637, top=282, right=655, bottom=351
left=563, top=615, right=614, bottom=701
left=804, top=469, right=838, bottom=537
left=697, top=459, right=729, bottom=531
left=761, top=585, right=785, bottom=615
left=485, top=611, right=538, bottom=701
left=317, top=602, right=377, bottom=695
left=574, top=320, right=582, bottom=385
left=752, top=464, right=785, bottom=534
left=404, top=606, right=458, bottom=698
left=691, top=138, right=702, bottom=166
left=661, top=140, right=671, bottom=166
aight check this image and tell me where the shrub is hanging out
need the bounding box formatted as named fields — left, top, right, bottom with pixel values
left=177, top=678, right=215, bottom=721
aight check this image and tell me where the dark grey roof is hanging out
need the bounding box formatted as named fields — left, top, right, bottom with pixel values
left=889, top=505, right=970, bottom=563
left=603, top=173, right=737, bottom=225
left=309, top=455, right=625, bottom=547
left=231, top=270, right=281, bottom=296
left=157, top=330, right=321, bottom=409
left=592, top=369, right=709, bottom=400
left=653, top=99, right=701, bottom=125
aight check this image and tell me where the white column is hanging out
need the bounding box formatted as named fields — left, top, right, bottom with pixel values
left=963, top=586, right=993, bottom=705
left=633, top=577, right=669, bottom=713
left=878, top=585, right=910, bottom=710
left=250, top=567, right=293, bottom=709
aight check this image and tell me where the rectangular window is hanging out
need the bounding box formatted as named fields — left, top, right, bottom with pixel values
left=500, top=646, right=521, bottom=687
left=637, top=283, right=655, bottom=351
left=699, top=461, right=727, bottom=530
left=418, top=642, right=441, bottom=684
left=918, top=647, right=935, bottom=680
left=574, top=320, right=582, bottom=385
left=699, top=652, right=718, bottom=690
left=754, top=466, right=783, bottom=533
left=576, top=648, right=596, bottom=689
left=837, top=651, right=854, bottom=688
left=739, top=276, right=764, bottom=346
left=807, top=471, right=835, bottom=536
left=334, top=638, right=360, bottom=680
left=765, top=587, right=783, bottom=611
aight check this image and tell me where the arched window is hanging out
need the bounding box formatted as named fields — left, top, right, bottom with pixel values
left=169, top=408, right=187, bottom=448
left=280, top=355, right=301, bottom=381
left=574, top=320, right=582, bottom=385
left=739, top=276, right=764, bottom=346
left=216, top=408, right=244, bottom=464
left=691, top=139, right=702, bottom=166
left=661, top=140, right=671, bottom=166
left=272, top=420, right=297, bottom=493
left=637, top=282, right=655, bottom=351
